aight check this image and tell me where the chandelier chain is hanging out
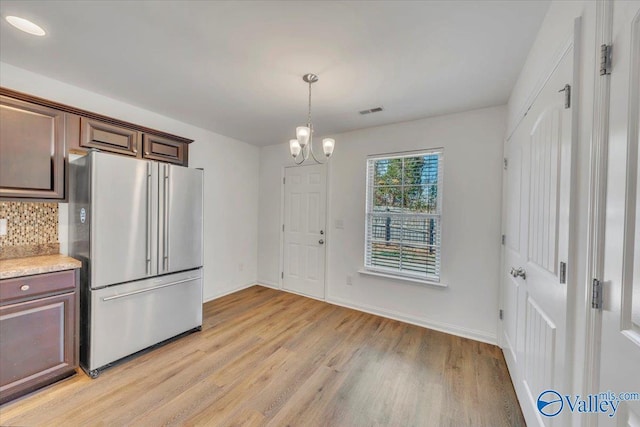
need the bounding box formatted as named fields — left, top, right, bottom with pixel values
left=307, top=80, right=312, bottom=126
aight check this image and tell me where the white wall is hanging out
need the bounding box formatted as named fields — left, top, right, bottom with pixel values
left=258, top=105, right=506, bottom=343
left=504, top=0, right=598, bottom=417
left=1, top=62, right=259, bottom=301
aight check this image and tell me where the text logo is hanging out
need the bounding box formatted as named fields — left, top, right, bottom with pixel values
left=538, top=390, right=564, bottom=417
left=536, top=390, right=639, bottom=418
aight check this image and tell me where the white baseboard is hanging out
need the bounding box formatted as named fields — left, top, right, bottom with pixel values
left=203, top=281, right=257, bottom=303
left=326, top=295, right=497, bottom=345
left=256, top=280, right=280, bottom=290
left=213, top=283, right=497, bottom=345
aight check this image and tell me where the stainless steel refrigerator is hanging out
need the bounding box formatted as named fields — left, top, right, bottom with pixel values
left=69, top=151, right=203, bottom=378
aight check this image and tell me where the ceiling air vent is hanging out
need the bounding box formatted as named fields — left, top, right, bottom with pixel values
left=359, top=106, right=384, bottom=115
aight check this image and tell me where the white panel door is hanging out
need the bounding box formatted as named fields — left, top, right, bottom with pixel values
left=598, top=2, right=640, bottom=426
left=283, top=164, right=326, bottom=299
left=501, top=37, right=575, bottom=427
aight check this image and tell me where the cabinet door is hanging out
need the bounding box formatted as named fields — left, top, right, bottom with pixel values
left=0, top=292, right=76, bottom=404
left=80, top=117, right=140, bottom=156
left=0, top=96, right=65, bottom=199
left=143, top=134, right=187, bottom=165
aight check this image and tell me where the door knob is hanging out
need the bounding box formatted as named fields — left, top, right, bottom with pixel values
left=319, top=239, right=324, bottom=244
left=511, top=267, right=526, bottom=280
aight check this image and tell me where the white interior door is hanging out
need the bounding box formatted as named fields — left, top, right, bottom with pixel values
left=501, top=35, right=575, bottom=427
left=283, top=164, right=326, bottom=299
left=598, top=2, right=640, bottom=426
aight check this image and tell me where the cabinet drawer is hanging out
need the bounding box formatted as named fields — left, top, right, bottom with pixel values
left=0, top=270, right=76, bottom=304
left=143, top=134, right=187, bottom=165
left=81, top=117, right=140, bottom=156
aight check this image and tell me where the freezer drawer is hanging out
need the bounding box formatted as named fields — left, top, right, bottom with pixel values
left=84, top=269, right=202, bottom=373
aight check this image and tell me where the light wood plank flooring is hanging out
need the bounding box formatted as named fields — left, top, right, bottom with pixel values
left=0, top=285, right=524, bottom=426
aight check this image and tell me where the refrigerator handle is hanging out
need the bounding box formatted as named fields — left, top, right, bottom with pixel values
left=146, top=162, right=152, bottom=275
left=163, top=164, right=170, bottom=271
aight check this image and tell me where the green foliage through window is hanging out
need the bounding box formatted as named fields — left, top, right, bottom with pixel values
left=365, top=150, right=442, bottom=280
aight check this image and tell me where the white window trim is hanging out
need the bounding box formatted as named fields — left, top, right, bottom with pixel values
left=358, top=268, right=448, bottom=288
left=363, top=148, right=444, bottom=282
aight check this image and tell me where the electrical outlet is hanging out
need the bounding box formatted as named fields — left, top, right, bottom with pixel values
left=239, top=263, right=244, bottom=272
left=346, top=275, right=353, bottom=286
left=0, top=218, right=7, bottom=236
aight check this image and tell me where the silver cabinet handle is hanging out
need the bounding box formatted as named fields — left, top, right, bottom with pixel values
left=146, top=162, right=152, bottom=275
left=319, top=239, right=324, bottom=244
left=163, top=164, right=170, bottom=272
left=20, top=285, right=30, bottom=291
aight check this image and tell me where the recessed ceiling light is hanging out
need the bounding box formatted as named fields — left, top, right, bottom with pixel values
left=5, top=16, right=46, bottom=36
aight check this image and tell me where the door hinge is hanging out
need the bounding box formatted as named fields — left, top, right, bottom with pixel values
left=282, top=224, right=285, bottom=232
left=503, top=158, right=508, bottom=170
left=558, top=84, right=571, bottom=109
left=281, top=272, right=284, bottom=279
left=591, top=278, right=603, bottom=309
left=499, top=309, right=503, bottom=320
left=600, top=44, right=612, bottom=76
left=501, top=234, right=506, bottom=245
left=283, top=177, right=286, bottom=184
left=559, top=261, right=567, bottom=284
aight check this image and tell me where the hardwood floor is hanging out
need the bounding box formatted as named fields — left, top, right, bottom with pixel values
left=0, top=286, right=525, bottom=426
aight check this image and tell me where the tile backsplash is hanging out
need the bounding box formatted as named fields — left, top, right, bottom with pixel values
left=0, top=202, right=59, bottom=259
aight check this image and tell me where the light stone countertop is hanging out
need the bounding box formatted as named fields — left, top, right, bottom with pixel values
left=0, top=254, right=82, bottom=280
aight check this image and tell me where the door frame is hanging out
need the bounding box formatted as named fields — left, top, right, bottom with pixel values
left=278, top=163, right=329, bottom=301
left=582, top=3, right=613, bottom=424
left=584, top=2, right=640, bottom=426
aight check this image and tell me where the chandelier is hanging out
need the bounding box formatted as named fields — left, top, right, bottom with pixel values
left=288, top=73, right=335, bottom=164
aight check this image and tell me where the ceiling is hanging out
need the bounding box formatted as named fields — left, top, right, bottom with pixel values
left=0, top=1, right=549, bottom=146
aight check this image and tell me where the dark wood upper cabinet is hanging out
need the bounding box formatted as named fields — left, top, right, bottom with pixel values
left=80, top=117, right=140, bottom=156
left=143, top=134, right=187, bottom=165
left=0, top=96, right=66, bottom=200
left=0, top=88, right=193, bottom=189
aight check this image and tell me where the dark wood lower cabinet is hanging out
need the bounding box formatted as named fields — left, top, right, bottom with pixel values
left=0, top=270, right=78, bottom=405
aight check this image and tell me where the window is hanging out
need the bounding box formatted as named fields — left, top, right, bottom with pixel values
left=365, top=149, right=443, bottom=282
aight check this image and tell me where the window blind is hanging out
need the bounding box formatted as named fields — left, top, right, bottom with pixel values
left=364, top=149, right=443, bottom=281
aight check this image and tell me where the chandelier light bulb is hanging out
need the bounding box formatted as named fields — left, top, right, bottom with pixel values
left=289, top=139, right=302, bottom=157
left=322, top=138, right=335, bottom=157
left=296, top=126, right=311, bottom=147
